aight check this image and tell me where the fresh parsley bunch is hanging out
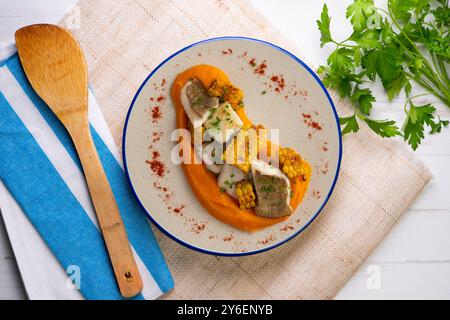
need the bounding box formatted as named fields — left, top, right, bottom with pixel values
left=317, top=0, right=449, bottom=150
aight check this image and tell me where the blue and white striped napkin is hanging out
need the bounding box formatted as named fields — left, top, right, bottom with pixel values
left=0, top=52, right=173, bottom=300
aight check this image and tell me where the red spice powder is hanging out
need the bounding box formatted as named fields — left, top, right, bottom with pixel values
left=311, top=121, right=322, bottom=130
left=312, top=189, right=322, bottom=199
left=222, top=48, right=233, bottom=55
left=161, top=78, right=167, bottom=87
left=153, top=181, right=186, bottom=215
left=239, top=51, right=248, bottom=59
left=254, top=61, right=267, bottom=75
left=258, top=234, right=276, bottom=245
left=302, top=113, right=312, bottom=119
left=270, top=74, right=285, bottom=92
left=192, top=222, right=206, bottom=234
left=151, top=106, right=162, bottom=123
left=173, top=205, right=186, bottom=214
left=156, top=95, right=165, bottom=102
left=280, top=225, right=294, bottom=232
left=322, top=161, right=329, bottom=175
left=152, top=131, right=163, bottom=143
left=249, top=58, right=256, bottom=67
left=302, top=113, right=322, bottom=131
left=223, top=234, right=234, bottom=242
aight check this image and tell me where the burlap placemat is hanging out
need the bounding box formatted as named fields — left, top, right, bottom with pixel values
left=59, top=0, right=431, bottom=299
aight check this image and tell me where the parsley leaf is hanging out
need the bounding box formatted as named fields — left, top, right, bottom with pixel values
left=389, top=0, right=430, bottom=22
left=322, top=69, right=354, bottom=97
left=350, top=29, right=381, bottom=49
left=346, top=0, right=375, bottom=31
left=364, top=118, right=401, bottom=137
left=362, top=47, right=402, bottom=86
left=340, top=114, right=360, bottom=135
left=351, top=87, right=375, bottom=114
left=328, top=47, right=355, bottom=72
left=403, top=103, right=436, bottom=150
left=430, top=117, right=449, bottom=135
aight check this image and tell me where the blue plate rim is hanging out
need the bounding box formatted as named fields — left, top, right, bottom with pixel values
left=122, top=36, right=343, bottom=257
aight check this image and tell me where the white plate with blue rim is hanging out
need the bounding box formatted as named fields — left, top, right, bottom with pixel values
left=123, top=37, right=342, bottom=256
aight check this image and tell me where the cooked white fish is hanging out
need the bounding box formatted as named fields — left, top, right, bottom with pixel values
left=203, top=102, right=243, bottom=144
left=201, top=141, right=223, bottom=174
left=217, top=164, right=245, bottom=199
left=251, top=159, right=293, bottom=218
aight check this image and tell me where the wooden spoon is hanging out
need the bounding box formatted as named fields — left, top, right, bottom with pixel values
left=15, top=24, right=143, bottom=298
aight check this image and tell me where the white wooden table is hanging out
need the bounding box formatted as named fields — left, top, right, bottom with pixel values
left=0, top=0, right=449, bottom=300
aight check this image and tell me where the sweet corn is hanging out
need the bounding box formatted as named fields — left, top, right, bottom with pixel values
left=222, top=126, right=270, bottom=173
left=235, top=180, right=256, bottom=210
left=208, top=78, right=244, bottom=110
left=279, top=147, right=304, bottom=179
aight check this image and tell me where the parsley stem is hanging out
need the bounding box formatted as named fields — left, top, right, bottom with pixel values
left=335, top=42, right=355, bottom=48
left=332, top=35, right=353, bottom=47
left=381, top=7, right=422, bottom=55
left=403, top=93, right=431, bottom=114
left=379, top=5, right=450, bottom=101
left=404, top=72, right=450, bottom=105
left=420, top=66, right=449, bottom=98
left=437, top=56, right=450, bottom=88
left=431, top=53, right=450, bottom=91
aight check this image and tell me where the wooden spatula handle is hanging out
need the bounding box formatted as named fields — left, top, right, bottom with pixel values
left=66, top=114, right=143, bottom=298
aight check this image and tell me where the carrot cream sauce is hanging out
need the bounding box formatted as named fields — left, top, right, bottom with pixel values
left=171, top=64, right=311, bottom=232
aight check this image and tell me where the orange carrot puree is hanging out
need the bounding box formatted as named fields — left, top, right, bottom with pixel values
left=171, top=64, right=311, bottom=232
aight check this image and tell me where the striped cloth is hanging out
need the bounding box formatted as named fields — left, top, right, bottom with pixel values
left=0, top=53, right=173, bottom=300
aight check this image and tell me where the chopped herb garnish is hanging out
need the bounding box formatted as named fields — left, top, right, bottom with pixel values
left=236, top=100, right=244, bottom=110
left=211, top=117, right=221, bottom=128
left=261, top=184, right=274, bottom=193
left=222, top=86, right=229, bottom=96
left=224, top=179, right=235, bottom=188
left=261, top=90, right=266, bottom=95
left=192, top=96, right=204, bottom=106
